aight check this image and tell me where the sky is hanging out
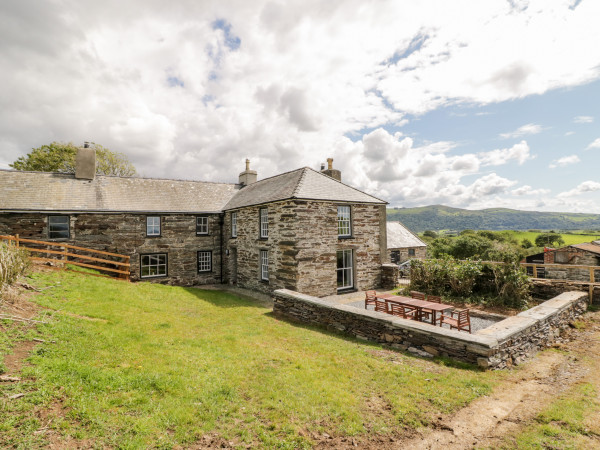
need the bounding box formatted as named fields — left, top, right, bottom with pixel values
left=1, top=0, right=600, bottom=213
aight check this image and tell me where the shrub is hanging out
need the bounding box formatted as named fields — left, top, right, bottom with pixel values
left=410, top=256, right=531, bottom=309
left=0, top=242, right=30, bottom=295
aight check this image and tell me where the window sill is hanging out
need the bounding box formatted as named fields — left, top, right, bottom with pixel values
left=337, top=288, right=357, bottom=294
left=260, top=279, right=269, bottom=284
left=196, top=233, right=210, bottom=237
left=338, top=235, right=354, bottom=240
left=146, top=235, right=162, bottom=238
left=258, top=237, right=268, bottom=241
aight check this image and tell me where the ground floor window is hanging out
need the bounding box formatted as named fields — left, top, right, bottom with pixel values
left=197, top=251, right=212, bottom=273
left=48, top=215, right=70, bottom=239
left=391, top=250, right=400, bottom=264
left=408, top=248, right=416, bottom=257
left=337, top=249, right=353, bottom=290
left=140, top=253, right=167, bottom=278
left=260, top=250, right=269, bottom=281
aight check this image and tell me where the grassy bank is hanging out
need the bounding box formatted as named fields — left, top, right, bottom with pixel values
left=1, top=269, right=500, bottom=448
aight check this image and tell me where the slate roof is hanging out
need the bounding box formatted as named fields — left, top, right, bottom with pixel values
left=223, top=167, right=386, bottom=210
left=572, top=242, right=600, bottom=255
left=0, top=169, right=239, bottom=213
left=387, top=221, right=427, bottom=249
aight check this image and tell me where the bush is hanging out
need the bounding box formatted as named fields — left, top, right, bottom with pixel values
left=0, top=242, right=30, bottom=295
left=410, top=256, right=531, bottom=309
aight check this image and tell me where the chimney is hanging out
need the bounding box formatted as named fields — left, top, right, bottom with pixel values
left=239, top=158, right=257, bottom=186
left=320, top=157, right=341, bottom=181
left=75, top=143, right=96, bottom=180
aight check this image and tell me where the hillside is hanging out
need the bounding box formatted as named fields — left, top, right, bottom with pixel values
left=387, top=205, right=600, bottom=232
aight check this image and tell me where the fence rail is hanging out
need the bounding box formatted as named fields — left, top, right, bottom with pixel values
left=0, top=234, right=130, bottom=281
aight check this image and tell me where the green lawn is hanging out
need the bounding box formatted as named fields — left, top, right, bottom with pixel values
left=1, top=270, right=501, bottom=448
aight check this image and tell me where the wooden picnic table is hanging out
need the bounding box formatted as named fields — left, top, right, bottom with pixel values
left=376, top=293, right=453, bottom=325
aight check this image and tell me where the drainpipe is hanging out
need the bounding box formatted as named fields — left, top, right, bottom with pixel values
left=219, top=213, right=224, bottom=284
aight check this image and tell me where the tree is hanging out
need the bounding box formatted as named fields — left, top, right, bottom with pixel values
left=10, top=142, right=136, bottom=177
left=521, top=239, right=533, bottom=249
left=423, top=230, right=438, bottom=239
left=534, top=233, right=565, bottom=248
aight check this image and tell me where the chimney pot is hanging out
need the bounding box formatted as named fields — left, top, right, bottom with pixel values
left=320, top=157, right=341, bottom=181
left=239, top=158, right=257, bottom=187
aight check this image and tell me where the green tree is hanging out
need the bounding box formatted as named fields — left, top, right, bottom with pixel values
left=423, top=230, right=438, bottom=239
left=521, top=239, right=533, bottom=249
left=534, top=233, right=564, bottom=248
left=10, top=142, right=136, bottom=177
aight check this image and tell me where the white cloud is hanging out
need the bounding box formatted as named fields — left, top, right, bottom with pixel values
left=0, top=0, right=599, bottom=212
left=573, top=115, right=593, bottom=123
left=558, top=181, right=600, bottom=198
left=499, top=124, right=543, bottom=139
left=479, top=141, right=534, bottom=166
left=586, top=138, right=600, bottom=150
left=511, top=185, right=550, bottom=196
left=549, top=154, right=580, bottom=168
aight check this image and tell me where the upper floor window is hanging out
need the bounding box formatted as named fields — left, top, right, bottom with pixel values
left=259, top=208, right=268, bottom=238
left=48, top=215, right=70, bottom=239
left=231, top=212, right=237, bottom=238
left=146, top=216, right=161, bottom=237
left=196, top=216, right=209, bottom=235
left=337, top=206, right=351, bottom=237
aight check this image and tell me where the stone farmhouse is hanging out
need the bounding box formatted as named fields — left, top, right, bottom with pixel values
left=0, top=151, right=388, bottom=297
left=386, top=221, right=427, bottom=264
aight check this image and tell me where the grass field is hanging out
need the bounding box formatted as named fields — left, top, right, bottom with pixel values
left=505, top=231, right=600, bottom=246
left=0, top=269, right=501, bottom=448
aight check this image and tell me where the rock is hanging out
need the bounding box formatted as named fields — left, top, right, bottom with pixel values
left=422, top=345, right=439, bottom=356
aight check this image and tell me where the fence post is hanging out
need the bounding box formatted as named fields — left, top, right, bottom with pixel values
left=15, top=234, right=19, bottom=248
left=533, top=265, right=538, bottom=278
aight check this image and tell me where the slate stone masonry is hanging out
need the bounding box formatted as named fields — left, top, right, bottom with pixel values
left=272, top=289, right=589, bottom=369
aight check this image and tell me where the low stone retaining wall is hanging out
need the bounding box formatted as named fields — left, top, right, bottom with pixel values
left=272, top=289, right=589, bottom=369
left=532, top=279, right=599, bottom=302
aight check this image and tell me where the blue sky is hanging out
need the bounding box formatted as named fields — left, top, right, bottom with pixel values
left=0, top=0, right=599, bottom=213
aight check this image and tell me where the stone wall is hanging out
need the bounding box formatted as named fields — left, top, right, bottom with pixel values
left=0, top=212, right=223, bottom=285
left=294, top=202, right=385, bottom=297
left=272, top=289, right=589, bottom=369
left=381, top=263, right=400, bottom=289
left=543, top=248, right=600, bottom=282
left=224, top=200, right=386, bottom=297
left=389, top=246, right=427, bottom=264
left=532, top=279, right=599, bottom=303
left=223, top=201, right=299, bottom=296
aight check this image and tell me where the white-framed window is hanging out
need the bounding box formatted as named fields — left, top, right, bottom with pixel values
left=336, top=249, right=353, bottom=290
left=231, top=212, right=237, bottom=238
left=146, top=216, right=161, bottom=236
left=337, top=206, right=351, bottom=237
left=48, top=215, right=70, bottom=239
left=197, top=251, right=212, bottom=273
left=259, top=208, right=268, bottom=238
left=260, top=250, right=269, bottom=281
left=196, top=216, right=209, bottom=235
left=141, top=253, right=167, bottom=278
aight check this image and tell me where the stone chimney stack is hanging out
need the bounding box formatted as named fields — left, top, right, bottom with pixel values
left=320, top=157, right=341, bottom=181
left=75, top=142, right=96, bottom=180
left=238, top=158, right=257, bottom=186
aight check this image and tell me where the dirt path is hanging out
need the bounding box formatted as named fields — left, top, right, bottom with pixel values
left=402, top=310, right=600, bottom=449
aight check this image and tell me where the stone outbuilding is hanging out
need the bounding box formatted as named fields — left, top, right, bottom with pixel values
left=386, top=221, right=427, bottom=264
left=542, top=241, right=600, bottom=281
left=0, top=151, right=388, bottom=297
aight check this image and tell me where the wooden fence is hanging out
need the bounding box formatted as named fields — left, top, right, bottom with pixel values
left=0, top=234, right=130, bottom=281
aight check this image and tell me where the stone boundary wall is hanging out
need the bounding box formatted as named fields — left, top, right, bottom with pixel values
left=532, top=279, right=599, bottom=303
left=272, top=289, right=589, bottom=369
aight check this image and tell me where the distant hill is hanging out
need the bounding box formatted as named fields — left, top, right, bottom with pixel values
left=387, top=205, right=600, bottom=232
